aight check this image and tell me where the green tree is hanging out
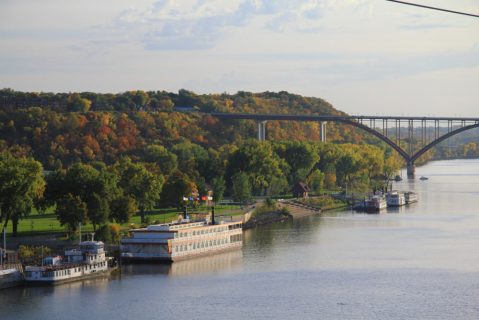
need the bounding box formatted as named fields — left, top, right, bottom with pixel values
left=211, top=176, right=226, bottom=203
left=67, top=93, right=91, bottom=112
left=129, top=90, right=149, bottom=110
left=171, top=140, right=209, bottom=179
left=227, top=140, right=285, bottom=195
left=307, top=169, right=325, bottom=194
left=55, top=193, right=87, bottom=235
left=145, top=144, right=178, bottom=175
left=336, top=154, right=361, bottom=186
left=116, top=158, right=164, bottom=223
left=87, top=193, right=109, bottom=231
left=231, top=172, right=252, bottom=204
left=266, top=175, right=289, bottom=197
left=0, top=153, right=45, bottom=236
left=160, top=171, right=197, bottom=208
left=151, top=98, right=174, bottom=111
left=275, top=141, right=319, bottom=184
left=46, top=163, right=121, bottom=230
left=110, top=195, right=137, bottom=223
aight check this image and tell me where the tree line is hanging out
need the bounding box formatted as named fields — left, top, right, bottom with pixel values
left=0, top=139, right=402, bottom=236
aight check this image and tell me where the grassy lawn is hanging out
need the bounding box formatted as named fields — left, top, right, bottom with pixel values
left=5, top=204, right=242, bottom=236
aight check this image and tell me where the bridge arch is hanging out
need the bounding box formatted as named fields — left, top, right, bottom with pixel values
left=336, top=119, right=410, bottom=161
left=411, top=123, right=479, bottom=163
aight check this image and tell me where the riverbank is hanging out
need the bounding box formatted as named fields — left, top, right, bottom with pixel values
left=243, top=210, right=290, bottom=229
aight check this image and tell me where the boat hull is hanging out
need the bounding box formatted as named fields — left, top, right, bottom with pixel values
left=121, top=242, right=242, bottom=263
left=0, top=269, right=24, bottom=289
left=25, top=268, right=115, bottom=286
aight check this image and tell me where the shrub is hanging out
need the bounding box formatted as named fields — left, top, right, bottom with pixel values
left=18, top=245, right=52, bottom=265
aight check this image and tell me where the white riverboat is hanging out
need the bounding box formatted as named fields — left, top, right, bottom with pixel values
left=24, top=241, right=111, bottom=285
left=121, top=219, right=243, bottom=262
left=405, top=191, right=419, bottom=204
left=386, top=191, right=406, bottom=207
left=365, top=195, right=387, bottom=213
left=0, top=267, right=23, bottom=289
left=0, top=228, right=23, bottom=289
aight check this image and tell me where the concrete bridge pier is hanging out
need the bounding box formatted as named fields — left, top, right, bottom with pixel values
left=257, top=121, right=267, bottom=141
left=319, top=121, right=327, bottom=143
left=407, top=161, right=415, bottom=179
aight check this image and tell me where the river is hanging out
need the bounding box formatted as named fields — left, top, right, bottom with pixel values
left=1, top=159, right=479, bottom=320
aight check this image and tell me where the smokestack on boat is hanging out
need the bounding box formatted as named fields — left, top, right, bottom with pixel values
left=211, top=206, right=215, bottom=225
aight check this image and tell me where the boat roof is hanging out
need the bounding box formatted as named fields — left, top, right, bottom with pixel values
left=130, top=220, right=241, bottom=232
left=80, top=241, right=104, bottom=246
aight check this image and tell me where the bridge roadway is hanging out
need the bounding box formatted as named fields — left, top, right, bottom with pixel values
left=211, top=112, right=479, bottom=178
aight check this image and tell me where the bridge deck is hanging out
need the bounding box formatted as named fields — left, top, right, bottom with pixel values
left=212, top=112, right=479, bottom=122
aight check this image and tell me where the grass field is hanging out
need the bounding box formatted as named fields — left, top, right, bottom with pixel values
left=4, top=204, right=243, bottom=236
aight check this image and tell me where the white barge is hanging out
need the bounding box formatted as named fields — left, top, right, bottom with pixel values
left=24, top=241, right=111, bottom=285
left=121, top=220, right=243, bottom=262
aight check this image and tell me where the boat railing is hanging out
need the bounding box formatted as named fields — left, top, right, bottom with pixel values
left=0, top=263, right=22, bottom=272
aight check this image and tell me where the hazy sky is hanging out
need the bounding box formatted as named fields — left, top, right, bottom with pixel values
left=1, top=0, right=478, bottom=116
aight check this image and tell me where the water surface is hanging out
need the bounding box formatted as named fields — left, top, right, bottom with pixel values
left=2, top=159, right=479, bottom=320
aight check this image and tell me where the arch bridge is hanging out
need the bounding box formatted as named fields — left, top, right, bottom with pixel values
left=211, top=113, right=479, bottom=178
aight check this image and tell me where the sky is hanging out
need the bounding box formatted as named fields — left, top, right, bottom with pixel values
left=1, top=0, right=478, bottom=116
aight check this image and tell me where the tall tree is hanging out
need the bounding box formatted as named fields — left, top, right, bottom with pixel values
left=87, top=193, right=109, bottom=231
left=160, top=171, right=197, bottom=208
left=46, top=163, right=121, bottom=230
left=275, top=141, right=319, bottom=184
left=115, top=158, right=164, bottom=223
left=56, top=193, right=88, bottom=235
left=211, top=176, right=226, bottom=203
left=0, top=153, right=45, bottom=235
left=226, top=140, right=286, bottom=195
left=110, top=196, right=137, bottom=224
left=231, top=172, right=252, bottom=205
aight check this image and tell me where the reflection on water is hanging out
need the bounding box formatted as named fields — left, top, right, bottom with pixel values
left=121, top=249, right=243, bottom=278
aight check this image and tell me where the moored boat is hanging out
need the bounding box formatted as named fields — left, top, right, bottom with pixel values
left=0, top=228, right=23, bottom=289
left=365, top=195, right=387, bottom=213
left=24, top=240, right=112, bottom=285
left=0, top=267, right=23, bottom=289
left=121, top=219, right=243, bottom=262
left=386, top=191, right=406, bottom=207
left=405, top=192, right=418, bottom=204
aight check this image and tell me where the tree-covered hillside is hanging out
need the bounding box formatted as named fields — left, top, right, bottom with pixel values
left=0, top=89, right=369, bottom=168
left=1, top=89, right=407, bottom=236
